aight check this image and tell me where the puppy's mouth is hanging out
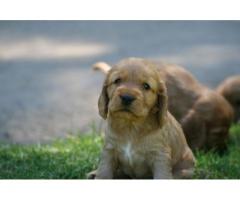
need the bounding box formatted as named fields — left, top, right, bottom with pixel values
left=113, top=107, right=143, bottom=118
left=117, top=108, right=133, bottom=113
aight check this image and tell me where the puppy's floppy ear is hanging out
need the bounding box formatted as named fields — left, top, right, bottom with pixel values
left=156, top=81, right=168, bottom=128
left=180, top=109, right=206, bottom=150
left=98, top=77, right=109, bottom=119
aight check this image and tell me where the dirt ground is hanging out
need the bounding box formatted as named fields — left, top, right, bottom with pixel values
left=0, top=21, right=240, bottom=143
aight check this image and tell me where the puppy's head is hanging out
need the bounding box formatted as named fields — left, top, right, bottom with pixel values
left=194, top=91, right=234, bottom=151
left=98, top=58, right=167, bottom=128
left=217, top=75, right=240, bottom=123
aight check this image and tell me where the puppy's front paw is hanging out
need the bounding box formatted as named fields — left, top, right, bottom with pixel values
left=86, top=170, right=97, bottom=179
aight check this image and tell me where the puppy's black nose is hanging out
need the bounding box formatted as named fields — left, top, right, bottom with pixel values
left=120, top=94, right=136, bottom=106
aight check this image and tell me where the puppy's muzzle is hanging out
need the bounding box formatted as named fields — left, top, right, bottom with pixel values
left=120, top=94, right=136, bottom=106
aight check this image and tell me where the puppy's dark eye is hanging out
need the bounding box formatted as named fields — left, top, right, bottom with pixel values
left=143, top=83, right=151, bottom=90
left=114, top=78, right=121, bottom=84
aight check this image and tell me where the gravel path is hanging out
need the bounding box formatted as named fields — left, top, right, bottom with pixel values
left=0, top=21, right=240, bottom=143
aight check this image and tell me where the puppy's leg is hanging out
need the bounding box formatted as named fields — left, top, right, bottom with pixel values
left=152, top=152, right=173, bottom=179
left=95, top=148, right=115, bottom=179
left=173, top=148, right=195, bottom=179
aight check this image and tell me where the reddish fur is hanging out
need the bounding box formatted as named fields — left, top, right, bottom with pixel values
left=217, top=75, right=240, bottom=123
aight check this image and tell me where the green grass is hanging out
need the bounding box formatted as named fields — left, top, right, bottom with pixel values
left=0, top=125, right=239, bottom=179
left=194, top=124, right=240, bottom=179
left=0, top=134, right=103, bottom=179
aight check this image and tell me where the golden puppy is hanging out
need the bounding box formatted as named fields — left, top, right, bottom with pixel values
left=90, top=58, right=195, bottom=179
left=217, top=75, right=240, bottom=123
left=158, top=64, right=234, bottom=152
left=93, top=59, right=233, bottom=152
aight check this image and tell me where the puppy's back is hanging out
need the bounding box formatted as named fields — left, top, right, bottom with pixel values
left=217, top=75, right=240, bottom=122
left=156, top=63, right=203, bottom=120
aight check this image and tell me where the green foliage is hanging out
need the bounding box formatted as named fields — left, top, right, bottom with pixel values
left=0, top=124, right=239, bottom=179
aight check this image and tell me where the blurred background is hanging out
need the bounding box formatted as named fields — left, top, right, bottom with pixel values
left=0, top=21, right=240, bottom=143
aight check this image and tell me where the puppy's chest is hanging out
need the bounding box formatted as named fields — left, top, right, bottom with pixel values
left=117, top=141, right=147, bottom=168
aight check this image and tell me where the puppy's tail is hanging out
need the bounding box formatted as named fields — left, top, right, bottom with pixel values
left=92, top=62, right=111, bottom=74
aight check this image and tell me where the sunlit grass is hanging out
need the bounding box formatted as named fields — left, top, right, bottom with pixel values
left=0, top=133, right=102, bottom=179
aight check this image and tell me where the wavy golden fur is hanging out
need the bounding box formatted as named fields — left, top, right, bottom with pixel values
left=89, top=58, right=195, bottom=179
left=93, top=58, right=233, bottom=152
